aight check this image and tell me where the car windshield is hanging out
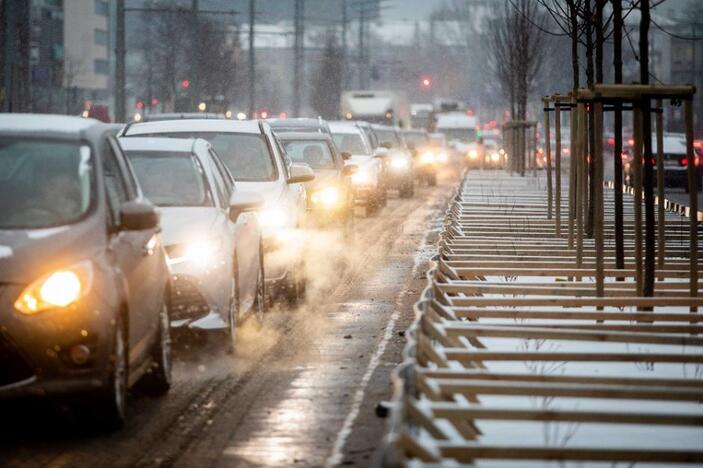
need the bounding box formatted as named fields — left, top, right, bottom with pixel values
left=283, top=140, right=336, bottom=170
left=404, top=132, right=429, bottom=147
left=0, top=139, right=92, bottom=229
left=441, top=128, right=477, bottom=143
left=332, top=132, right=370, bottom=155
left=374, top=129, right=402, bottom=148
left=125, top=151, right=213, bottom=207
left=136, top=132, right=276, bottom=182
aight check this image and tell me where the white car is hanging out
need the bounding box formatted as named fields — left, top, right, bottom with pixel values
left=329, top=122, right=385, bottom=217
left=120, top=119, right=314, bottom=305
left=118, top=137, right=265, bottom=346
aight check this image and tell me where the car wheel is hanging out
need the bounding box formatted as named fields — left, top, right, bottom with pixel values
left=428, top=173, right=437, bottom=186
left=365, top=200, right=378, bottom=217
left=226, top=259, right=240, bottom=353
left=139, top=295, right=172, bottom=395
left=343, top=208, right=355, bottom=241
left=89, top=312, right=128, bottom=431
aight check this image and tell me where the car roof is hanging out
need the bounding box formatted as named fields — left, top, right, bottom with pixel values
left=0, top=114, right=108, bottom=140
left=122, top=118, right=263, bottom=136
left=118, top=136, right=203, bottom=154
left=138, top=112, right=226, bottom=122
left=329, top=122, right=363, bottom=134
left=276, top=132, right=334, bottom=142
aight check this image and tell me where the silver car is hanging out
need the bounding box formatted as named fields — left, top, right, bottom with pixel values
left=118, top=137, right=265, bottom=345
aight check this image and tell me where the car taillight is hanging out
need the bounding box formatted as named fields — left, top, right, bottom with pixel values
left=680, top=157, right=689, bottom=167
left=607, top=137, right=615, bottom=146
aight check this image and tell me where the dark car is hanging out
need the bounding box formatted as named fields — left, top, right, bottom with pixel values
left=0, top=114, right=172, bottom=429
left=267, top=117, right=332, bottom=135
left=277, top=132, right=357, bottom=237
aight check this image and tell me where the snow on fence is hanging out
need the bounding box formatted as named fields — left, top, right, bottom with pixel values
left=380, top=170, right=703, bottom=466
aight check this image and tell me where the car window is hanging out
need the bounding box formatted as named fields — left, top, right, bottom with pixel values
left=108, top=136, right=139, bottom=199
left=374, top=129, right=402, bottom=148
left=0, top=138, right=93, bottom=229
left=332, top=132, right=370, bottom=155
left=133, top=132, right=277, bottom=182
left=207, top=152, right=230, bottom=208
left=125, top=151, right=214, bottom=207
left=283, top=140, right=336, bottom=170
left=103, top=143, right=130, bottom=224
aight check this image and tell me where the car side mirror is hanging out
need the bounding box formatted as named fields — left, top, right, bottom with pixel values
left=381, top=142, right=392, bottom=149
left=342, top=164, right=358, bottom=176
left=341, top=151, right=352, bottom=160
left=229, top=191, right=264, bottom=222
left=287, top=163, right=315, bottom=184
left=120, top=200, right=159, bottom=231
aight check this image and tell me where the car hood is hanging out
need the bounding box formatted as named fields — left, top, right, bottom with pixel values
left=159, top=207, right=222, bottom=246
left=347, top=155, right=377, bottom=170
left=0, top=218, right=104, bottom=285
left=307, top=170, right=339, bottom=190
left=235, top=181, right=286, bottom=206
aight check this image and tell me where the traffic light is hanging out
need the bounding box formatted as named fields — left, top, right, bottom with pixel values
left=181, top=79, right=190, bottom=89
left=420, top=76, right=432, bottom=89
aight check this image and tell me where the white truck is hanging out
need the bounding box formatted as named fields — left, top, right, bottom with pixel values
left=434, top=111, right=480, bottom=166
left=340, top=90, right=410, bottom=128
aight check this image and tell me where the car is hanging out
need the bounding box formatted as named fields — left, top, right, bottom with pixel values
left=118, top=137, right=265, bottom=346
left=329, top=122, right=385, bottom=217
left=402, top=128, right=439, bottom=185
left=372, top=124, right=415, bottom=198
left=0, top=114, right=171, bottom=429
left=119, top=119, right=315, bottom=305
left=624, top=133, right=702, bottom=192
left=267, top=117, right=331, bottom=135
left=277, top=132, right=357, bottom=237
left=482, top=137, right=506, bottom=169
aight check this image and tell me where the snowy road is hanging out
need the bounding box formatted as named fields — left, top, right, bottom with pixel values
left=0, top=172, right=456, bottom=468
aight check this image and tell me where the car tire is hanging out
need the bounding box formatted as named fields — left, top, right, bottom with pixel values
left=225, top=258, right=240, bottom=353
left=343, top=208, right=355, bottom=241
left=399, top=179, right=414, bottom=198
left=253, top=242, right=267, bottom=324
left=89, top=312, right=128, bottom=431
left=138, top=295, right=172, bottom=395
left=365, top=200, right=378, bottom=217
left=428, top=173, right=437, bottom=186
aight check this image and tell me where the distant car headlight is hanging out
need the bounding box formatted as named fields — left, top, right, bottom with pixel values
left=391, top=156, right=410, bottom=170
left=468, top=149, right=478, bottom=159
left=311, top=186, right=341, bottom=208
left=437, top=152, right=449, bottom=163
left=352, top=168, right=374, bottom=185
left=259, top=206, right=290, bottom=229
left=490, top=152, right=500, bottom=162
left=14, top=261, right=93, bottom=314
left=420, top=152, right=436, bottom=164
left=167, top=238, right=224, bottom=268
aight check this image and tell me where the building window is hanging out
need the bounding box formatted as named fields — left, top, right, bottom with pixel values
left=94, top=0, right=108, bottom=16
left=94, top=28, right=107, bottom=46
left=94, top=59, right=109, bottom=75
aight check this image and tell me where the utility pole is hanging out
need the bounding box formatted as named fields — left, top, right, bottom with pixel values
left=191, top=0, right=199, bottom=111
left=115, top=0, right=126, bottom=122
left=248, top=0, right=255, bottom=117
left=292, top=0, right=304, bottom=117
left=358, top=6, right=364, bottom=88
left=341, top=0, right=347, bottom=90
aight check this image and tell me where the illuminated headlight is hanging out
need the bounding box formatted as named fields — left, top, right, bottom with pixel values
left=259, top=206, right=290, bottom=229
left=437, top=152, right=449, bottom=163
left=468, top=149, right=478, bottom=159
left=14, top=261, right=93, bottom=314
left=391, top=157, right=410, bottom=170
left=490, top=152, right=500, bottom=162
left=420, top=152, right=436, bottom=164
left=499, top=148, right=505, bottom=155
left=352, top=168, right=374, bottom=185
left=167, top=238, right=223, bottom=268
left=311, top=186, right=341, bottom=207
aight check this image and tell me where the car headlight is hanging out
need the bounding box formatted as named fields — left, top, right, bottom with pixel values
left=468, top=149, right=478, bottom=159
left=490, top=152, right=500, bottom=162
left=352, top=168, right=373, bottom=185
left=391, top=157, right=409, bottom=170
left=437, top=152, right=449, bottom=163
left=311, top=186, right=341, bottom=208
left=420, top=152, right=436, bottom=164
left=14, top=261, right=93, bottom=314
left=259, top=206, right=290, bottom=229
left=166, top=238, right=223, bottom=268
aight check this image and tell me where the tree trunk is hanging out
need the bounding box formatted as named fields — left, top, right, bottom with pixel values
left=612, top=0, right=625, bottom=275
left=640, top=0, right=655, bottom=298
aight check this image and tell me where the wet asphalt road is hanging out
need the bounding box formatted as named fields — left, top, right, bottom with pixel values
left=0, top=171, right=456, bottom=468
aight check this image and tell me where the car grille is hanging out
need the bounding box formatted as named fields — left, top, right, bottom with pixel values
left=170, top=276, right=211, bottom=322
left=0, top=333, right=34, bottom=387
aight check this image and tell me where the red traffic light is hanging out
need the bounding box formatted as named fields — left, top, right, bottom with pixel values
left=420, top=76, right=432, bottom=88
left=151, top=98, right=159, bottom=106
left=181, top=80, right=190, bottom=88
left=136, top=100, right=144, bottom=109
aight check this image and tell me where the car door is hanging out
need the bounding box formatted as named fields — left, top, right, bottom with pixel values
left=208, top=148, right=258, bottom=311
left=103, top=137, right=163, bottom=365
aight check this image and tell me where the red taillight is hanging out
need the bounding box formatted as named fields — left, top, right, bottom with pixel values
left=695, top=156, right=701, bottom=166
left=694, top=140, right=702, bottom=149
left=607, top=137, right=615, bottom=146
left=680, top=157, right=689, bottom=167
left=628, top=138, right=635, bottom=146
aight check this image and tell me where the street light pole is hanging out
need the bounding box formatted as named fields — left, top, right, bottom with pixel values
left=248, top=0, right=255, bottom=117
left=115, top=0, right=126, bottom=122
